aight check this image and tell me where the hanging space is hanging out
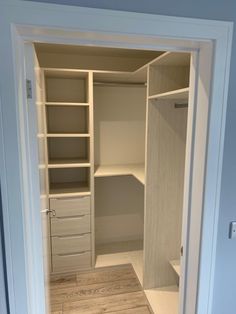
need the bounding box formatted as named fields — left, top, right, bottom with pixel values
left=93, top=74, right=147, bottom=282
left=144, top=52, right=190, bottom=313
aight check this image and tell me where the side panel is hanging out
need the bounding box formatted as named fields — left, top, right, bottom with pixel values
left=24, top=43, right=50, bottom=313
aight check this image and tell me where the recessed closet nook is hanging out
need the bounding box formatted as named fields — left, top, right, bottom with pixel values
left=34, top=43, right=190, bottom=313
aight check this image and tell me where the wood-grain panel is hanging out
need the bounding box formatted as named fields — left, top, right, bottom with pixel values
left=50, top=196, right=91, bottom=217
left=51, top=215, right=90, bottom=236
left=144, top=100, right=187, bottom=288
left=52, top=233, right=91, bottom=255
left=52, top=251, right=91, bottom=273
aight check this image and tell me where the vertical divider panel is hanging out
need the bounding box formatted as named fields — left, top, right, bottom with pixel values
left=88, top=71, right=95, bottom=267
left=41, top=69, right=52, bottom=272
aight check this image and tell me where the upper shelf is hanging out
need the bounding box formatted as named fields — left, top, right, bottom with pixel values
left=94, top=164, right=145, bottom=185
left=148, top=87, right=189, bottom=101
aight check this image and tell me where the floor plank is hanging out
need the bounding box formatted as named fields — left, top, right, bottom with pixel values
left=63, top=291, right=149, bottom=314
left=76, top=264, right=137, bottom=286
left=51, top=278, right=141, bottom=305
left=107, top=306, right=151, bottom=314
left=50, top=274, right=77, bottom=290
left=50, top=264, right=153, bottom=314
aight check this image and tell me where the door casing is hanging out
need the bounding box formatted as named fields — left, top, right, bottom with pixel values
left=0, top=1, right=233, bottom=314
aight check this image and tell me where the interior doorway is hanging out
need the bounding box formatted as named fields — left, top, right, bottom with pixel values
left=24, top=42, right=195, bottom=314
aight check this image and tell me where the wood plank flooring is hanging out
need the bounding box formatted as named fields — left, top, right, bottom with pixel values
left=50, top=264, right=153, bottom=314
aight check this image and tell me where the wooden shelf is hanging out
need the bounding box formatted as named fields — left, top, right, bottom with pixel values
left=149, top=87, right=189, bottom=101
left=45, top=102, right=89, bottom=106
left=48, top=158, right=90, bottom=168
left=47, top=133, right=90, bottom=138
left=49, top=182, right=91, bottom=198
left=169, top=259, right=180, bottom=277
left=94, top=164, right=145, bottom=185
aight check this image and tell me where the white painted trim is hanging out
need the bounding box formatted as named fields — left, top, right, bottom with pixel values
left=0, top=2, right=233, bottom=314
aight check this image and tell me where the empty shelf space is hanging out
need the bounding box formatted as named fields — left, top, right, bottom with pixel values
left=49, top=182, right=91, bottom=198
left=145, top=285, right=179, bottom=314
left=46, top=105, right=89, bottom=134
left=150, top=52, right=191, bottom=67
left=48, top=158, right=90, bottom=168
left=47, top=133, right=90, bottom=138
left=44, top=69, right=89, bottom=103
left=149, top=87, right=189, bottom=101
left=45, top=102, right=89, bottom=106
left=94, top=164, right=145, bottom=184
left=49, top=167, right=90, bottom=197
left=169, top=260, right=181, bottom=277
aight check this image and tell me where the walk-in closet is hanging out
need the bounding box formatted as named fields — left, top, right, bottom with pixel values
left=33, top=43, right=190, bottom=314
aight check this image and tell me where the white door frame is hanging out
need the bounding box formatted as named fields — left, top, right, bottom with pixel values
left=0, top=1, right=233, bottom=314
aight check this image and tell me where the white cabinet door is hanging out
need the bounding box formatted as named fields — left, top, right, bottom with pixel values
left=24, top=43, right=50, bottom=314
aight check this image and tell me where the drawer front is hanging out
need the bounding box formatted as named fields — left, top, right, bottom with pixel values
left=52, top=233, right=91, bottom=255
left=51, top=215, right=90, bottom=236
left=52, top=251, right=91, bottom=272
left=50, top=196, right=90, bottom=217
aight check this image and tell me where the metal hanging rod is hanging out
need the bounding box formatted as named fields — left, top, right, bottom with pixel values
left=174, top=103, right=188, bottom=109
left=93, top=81, right=147, bottom=87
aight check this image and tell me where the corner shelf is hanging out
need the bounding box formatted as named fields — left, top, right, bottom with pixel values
left=169, top=259, right=180, bottom=277
left=94, top=164, right=145, bottom=185
left=149, top=87, right=189, bottom=101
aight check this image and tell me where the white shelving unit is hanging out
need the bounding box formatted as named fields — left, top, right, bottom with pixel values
left=35, top=45, right=191, bottom=314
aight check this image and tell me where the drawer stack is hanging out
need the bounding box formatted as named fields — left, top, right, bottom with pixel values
left=50, top=196, right=92, bottom=273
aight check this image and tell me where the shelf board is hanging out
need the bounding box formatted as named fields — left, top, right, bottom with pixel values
left=145, top=285, right=179, bottom=314
left=149, top=87, right=189, bottom=101
left=49, top=182, right=91, bottom=198
left=45, top=102, right=89, bottom=106
left=94, top=164, right=145, bottom=185
left=47, top=133, right=90, bottom=138
left=169, top=259, right=180, bottom=277
left=48, top=158, right=91, bottom=168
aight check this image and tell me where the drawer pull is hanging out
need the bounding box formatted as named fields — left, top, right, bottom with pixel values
left=56, top=215, right=86, bottom=220
left=52, top=196, right=88, bottom=201
left=58, top=251, right=87, bottom=257
left=56, top=234, right=86, bottom=239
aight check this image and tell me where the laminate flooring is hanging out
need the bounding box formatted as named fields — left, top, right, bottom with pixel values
left=50, top=264, right=153, bottom=314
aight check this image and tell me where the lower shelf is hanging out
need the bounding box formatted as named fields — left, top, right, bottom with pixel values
left=49, top=182, right=91, bottom=198
left=145, top=285, right=179, bottom=314
left=169, top=259, right=180, bottom=277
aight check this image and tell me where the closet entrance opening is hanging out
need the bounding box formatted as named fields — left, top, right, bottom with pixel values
left=31, top=42, right=191, bottom=314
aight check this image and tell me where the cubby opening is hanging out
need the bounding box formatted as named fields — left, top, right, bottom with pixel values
left=45, top=71, right=89, bottom=103
left=46, top=105, right=89, bottom=134
left=49, top=167, right=90, bottom=196
left=148, top=52, right=190, bottom=97
left=47, top=137, right=90, bottom=165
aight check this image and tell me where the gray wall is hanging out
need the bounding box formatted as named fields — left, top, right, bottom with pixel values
left=0, top=188, right=8, bottom=314
left=24, top=1, right=236, bottom=313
